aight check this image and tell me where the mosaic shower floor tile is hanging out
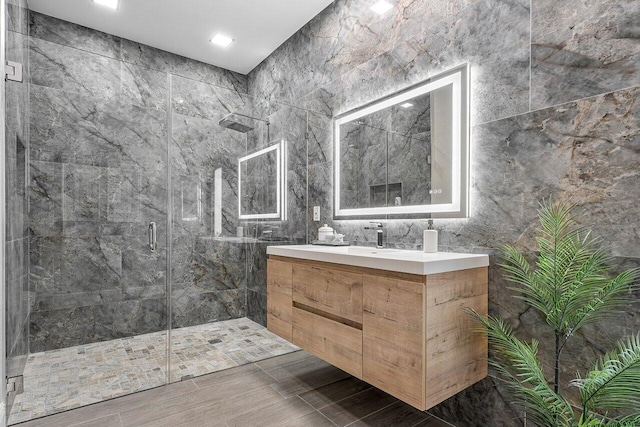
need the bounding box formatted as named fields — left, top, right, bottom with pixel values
left=8, top=318, right=299, bottom=424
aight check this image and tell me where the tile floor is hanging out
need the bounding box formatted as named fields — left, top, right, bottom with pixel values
left=9, top=318, right=299, bottom=424
left=17, top=350, right=453, bottom=427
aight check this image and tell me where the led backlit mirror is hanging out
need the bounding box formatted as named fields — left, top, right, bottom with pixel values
left=334, top=64, right=469, bottom=218
left=238, top=141, right=287, bottom=220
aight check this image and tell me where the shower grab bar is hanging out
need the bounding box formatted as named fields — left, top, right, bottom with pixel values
left=148, top=222, right=157, bottom=252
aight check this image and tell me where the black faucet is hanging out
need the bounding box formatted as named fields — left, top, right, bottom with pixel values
left=364, top=222, right=384, bottom=248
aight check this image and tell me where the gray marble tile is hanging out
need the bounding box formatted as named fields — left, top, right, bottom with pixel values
left=29, top=11, right=122, bottom=59
left=171, top=288, right=246, bottom=329
left=307, top=111, right=332, bottom=166
left=465, top=86, right=640, bottom=257
left=121, top=38, right=247, bottom=93
left=265, top=105, right=308, bottom=169
left=121, top=235, right=166, bottom=292
left=7, top=3, right=28, bottom=35
left=171, top=75, right=251, bottom=121
left=191, top=238, right=246, bottom=291
left=62, top=164, right=102, bottom=225
left=246, top=290, right=267, bottom=327
left=5, top=133, right=27, bottom=241
left=284, top=166, right=309, bottom=242
left=121, top=62, right=168, bottom=110
left=171, top=112, right=244, bottom=236
left=29, top=161, right=64, bottom=237
left=248, top=0, right=481, bottom=105
left=306, top=162, right=333, bottom=242
left=171, top=235, right=195, bottom=285
left=339, top=0, right=529, bottom=125
left=427, top=376, right=523, bottom=426
left=30, top=37, right=121, bottom=100
left=6, top=239, right=29, bottom=364
left=30, top=85, right=167, bottom=170
left=531, top=0, right=640, bottom=110
left=29, top=297, right=167, bottom=352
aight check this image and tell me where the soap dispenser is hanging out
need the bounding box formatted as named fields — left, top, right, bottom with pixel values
left=423, top=220, right=438, bottom=253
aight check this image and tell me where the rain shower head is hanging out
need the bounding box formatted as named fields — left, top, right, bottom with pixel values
left=219, top=112, right=269, bottom=133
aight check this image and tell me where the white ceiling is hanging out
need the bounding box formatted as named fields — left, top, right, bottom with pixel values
left=27, top=0, right=335, bottom=74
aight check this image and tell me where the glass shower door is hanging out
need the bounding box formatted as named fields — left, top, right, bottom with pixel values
left=168, top=75, right=253, bottom=382
left=5, top=8, right=171, bottom=420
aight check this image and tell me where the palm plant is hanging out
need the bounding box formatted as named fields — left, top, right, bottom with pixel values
left=474, top=200, right=640, bottom=426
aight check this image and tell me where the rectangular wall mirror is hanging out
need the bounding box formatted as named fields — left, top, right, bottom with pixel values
left=238, top=141, right=287, bottom=220
left=334, top=64, right=469, bottom=218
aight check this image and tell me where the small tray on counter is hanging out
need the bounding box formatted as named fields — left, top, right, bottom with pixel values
left=311, top=240, right=350, bottom=246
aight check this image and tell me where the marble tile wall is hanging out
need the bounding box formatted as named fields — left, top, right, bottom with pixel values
left=247, top=0, right=640, bottom=424
left=27, top=12, right=250, bottom=352
left=5, top=0, right=30, bottom=386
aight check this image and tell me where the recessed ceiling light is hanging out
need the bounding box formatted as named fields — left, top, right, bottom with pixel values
left=93, top=0, right=119, bottom=10
left=400, top=102, right=414, bottom=108
left=210, top=34, right=234, bottom=48
left=370, top=0, right=393, bottom=15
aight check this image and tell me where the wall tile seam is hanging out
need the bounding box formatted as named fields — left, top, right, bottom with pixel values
left=472, top=82, right=640, bottom=128
left=25, top=78, right=239, bottom=116
left=27, top=34, right=250, bottom=95
left=528, top=0, right=532, bottom=113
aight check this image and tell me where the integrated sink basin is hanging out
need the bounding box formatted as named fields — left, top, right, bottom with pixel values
left=266, top=244, right=488, bottom=275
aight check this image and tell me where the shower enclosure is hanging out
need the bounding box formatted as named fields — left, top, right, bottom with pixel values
left=2, top=5, right=309, bottom=424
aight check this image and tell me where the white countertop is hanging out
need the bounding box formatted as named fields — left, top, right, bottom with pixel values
left=266, top=244, right=489, bottom=275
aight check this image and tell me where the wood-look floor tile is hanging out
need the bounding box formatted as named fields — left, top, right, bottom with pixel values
left=75, top=413, right=122, bottom=427
left=271, top=363, right=351, bottom=398
left=416, top=415, right=455, bottom=426
left=120, top=385, right=285, bottom=426
left=259, top=352, right=334, bottom=382
left=192, top=362, right=276, bottom=391
left=254, top=349, right=309, bottom=370
left=280, top=411, right=339, bottom=427
left=299, top=377, right=372, bottom=409
left=226, top=396, right=315, bottom=427
left=319, top=388, right=397, bottom=427
left=347, top=401, right=431, bottom=426
left=16, top=381, right=197, bottom=427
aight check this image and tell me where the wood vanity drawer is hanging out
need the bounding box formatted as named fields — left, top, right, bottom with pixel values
left=267, top=260, right=293, bottom=341
left=292, top=264, right=363, bottom=324
left=292, top=307, right=363, bottom=379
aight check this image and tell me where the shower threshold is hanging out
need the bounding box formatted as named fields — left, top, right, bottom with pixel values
left=8, top=318, right=299, bottom=424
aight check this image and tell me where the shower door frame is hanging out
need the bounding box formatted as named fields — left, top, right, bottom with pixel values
left=1, top=0, right=8, bottom=423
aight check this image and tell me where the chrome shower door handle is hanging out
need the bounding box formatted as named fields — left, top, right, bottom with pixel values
left=148, top=222, right=157, bottom=252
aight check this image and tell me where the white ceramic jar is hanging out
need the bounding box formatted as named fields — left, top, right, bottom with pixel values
left=317, top=224, right=334, bottom=241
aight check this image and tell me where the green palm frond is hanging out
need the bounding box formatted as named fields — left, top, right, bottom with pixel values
left=478, top=198, right=640, bottom=425
left=500, top=200, right=638, bottom=339
left=600, top=413, right=640, bottom=427
left=499, top=244, right=555, bottom=316
left=567, top=269, right=639, bottom=333
left=572, top=334, right=640, bottom=414
left=471, top=312, right=575, bottom=426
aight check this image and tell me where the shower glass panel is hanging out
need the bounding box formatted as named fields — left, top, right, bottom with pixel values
left=171, top=76, right=256, bottom=381
left=3, top=7, right=304, bottom=423
left=168, top=76, right=299, bottom=383
left=6, top=5, right=170, bottom=421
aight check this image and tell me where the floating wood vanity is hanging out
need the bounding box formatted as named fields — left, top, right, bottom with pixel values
left=266, top=245, right=489, bottom=411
